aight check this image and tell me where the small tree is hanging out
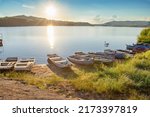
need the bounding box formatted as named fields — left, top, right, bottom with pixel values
left=138, top=28, right=150, bottom=44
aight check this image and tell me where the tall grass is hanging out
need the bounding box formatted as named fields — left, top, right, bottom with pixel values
left=71, top=51, right=150, bottom=99
left=0, top=72, right=64, bottom=89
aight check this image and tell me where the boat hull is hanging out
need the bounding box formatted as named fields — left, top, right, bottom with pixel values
left=67, top=56, right=94, bottom=65
left=47, top=55, right=71, bottom=68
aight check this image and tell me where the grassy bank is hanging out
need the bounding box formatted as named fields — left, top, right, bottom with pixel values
left=0, top=51, right=150, bottom=99
left=71, top=51, right=150, bottom=99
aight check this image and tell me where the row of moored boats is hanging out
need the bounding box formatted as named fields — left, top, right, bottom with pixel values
left=1, top=44, right=149, bottom=70
left=0, top=57, right=35, bottom=71
left=126, top=43, right=150, bottom=52
left=47, top=49, right=134, bottom=68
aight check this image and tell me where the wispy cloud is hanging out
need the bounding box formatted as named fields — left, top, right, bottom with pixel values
left=93, top=15, right=101, bottom=23
left=22, top=4, right=35, bottom=9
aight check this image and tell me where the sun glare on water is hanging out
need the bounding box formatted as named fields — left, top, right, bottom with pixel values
left=47, top=26, right=55, bottom=49
left=46, top=5, right=56, bottom=48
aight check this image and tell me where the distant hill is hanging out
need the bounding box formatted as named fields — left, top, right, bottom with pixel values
left=0, top=15, right=92, bottom=26
left=0, top=15, right=150, bottom=27
left=97, top=21, right=150, bottom=27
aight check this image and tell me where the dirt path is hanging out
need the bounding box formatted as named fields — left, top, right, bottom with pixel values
left=0, top=78, right=76, bottom=100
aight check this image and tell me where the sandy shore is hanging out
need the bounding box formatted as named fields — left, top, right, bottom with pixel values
left=31, top=64, right=52, bottom=77
left=0, top=78, right=63, bottom=100
left=0, top=64, right=80, bottom=100
left=0, top=78, right=78, bottom=100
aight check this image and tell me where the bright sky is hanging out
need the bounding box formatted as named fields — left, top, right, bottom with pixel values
left=0, top=0, right=150, bottom=23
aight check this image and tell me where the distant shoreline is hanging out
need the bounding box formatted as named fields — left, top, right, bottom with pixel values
left=0, top=15, right=150, bottom=28
left=0, top=25, right=148, bottom=28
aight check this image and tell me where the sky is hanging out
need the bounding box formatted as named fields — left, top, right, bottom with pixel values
left=0, top=0, right=150, bottom=23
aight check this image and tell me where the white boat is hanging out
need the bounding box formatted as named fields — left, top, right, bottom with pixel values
left=75, top=51, right=87, bottom=55
left=104, top=49, right=131, bottom=59
left=47, top=54, right=71, bottom=68
left=88, top=52, right=105, bottom=55
left=68, top=55, right=94, bottom=65
left=117, top=50, right=134, bottom=58
left=74, top=51, right=90, bottom=58
left=0, top=62, right=15, bottom=70
left=88, top=51, right=115, bottom=60
left=14, top=58, right=35, bottom=71
left=0, top=57, right=17, bottom=71
left=104, top=49, right=116, bottom=55
left=94, top=56, right=114, bottom=63
left=19, top=58, right=35, bottom=65
left=14, top=62, right=33, bottom=71
left=5, top=57, right=18, bottom=62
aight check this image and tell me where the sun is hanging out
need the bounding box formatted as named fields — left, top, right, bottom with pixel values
left=46, top=5, right=56, bottom=18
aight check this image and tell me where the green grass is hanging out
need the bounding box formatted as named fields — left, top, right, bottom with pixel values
left=0, top=51, right=150, bottom=99
left=0, top=72, right=64, bottom=89
left=71, top=51, right=150, bottom=99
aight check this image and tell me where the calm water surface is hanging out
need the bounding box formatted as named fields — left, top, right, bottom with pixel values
left=0, top=26, right=143, bottom=63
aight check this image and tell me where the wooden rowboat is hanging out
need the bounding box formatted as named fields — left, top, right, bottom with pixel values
left=14, top=62, right=33, bottom=71
left=14, top=58, right=36, bottom=71
left=47, top=54, right=71, bottom=68
left=0, top=62, right=15, bottom=71
left=68, top=55, right=94, bottom=65
left=93, top=56, right=114, bottom=63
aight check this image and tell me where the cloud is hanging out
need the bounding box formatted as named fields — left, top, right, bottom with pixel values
left=93, top=15, right=107, bottom=24
left=93, top=15, right=101, bottom=23
left=22, top=4, right=35, bottom=9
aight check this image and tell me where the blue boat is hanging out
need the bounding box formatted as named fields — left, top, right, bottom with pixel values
left=133, top=45, right=149, bottom=53
left=126, top=44, right=135, bottom=50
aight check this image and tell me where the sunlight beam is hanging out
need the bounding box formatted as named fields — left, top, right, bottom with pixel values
left=47, top=26, right=55, bottom=49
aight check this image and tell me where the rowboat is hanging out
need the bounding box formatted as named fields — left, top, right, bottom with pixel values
left=93, top=56, right=114, bottom=63
left=68, top=55, right=94, bottom=65
left=75, top=51, right=90, bottom=58
left=75, top=51, right=87, bottom=55
left=117, top=49, right=134, bottom=54
left=14, top=58, right=35, bottom=71
left=126, top=44, right=135, bottom=50
left=117, top=50, right=134, bottom=58
left=115, top=52, right=126, bottom=59
left=132, top=45, right=149, bottom=53
left=47, top=54, right=71, bottom=68
left=142, top=43, right=150, bottom=49
left=5, top=57, right=18, bottom=62
left=0, top=57, right=18, bottom=71
left=19, top=58, right=35, bottom=65
left=0, top=62, right=15, bottom=71
left=88, top=52, right=106, bottom=57
left=104, top=49, right=116, bottom=55
left=88, top=52, right=115, bottom=60
left=14, top=62, right=33, bottom=71
left=104, top=49, right=130, bottom=59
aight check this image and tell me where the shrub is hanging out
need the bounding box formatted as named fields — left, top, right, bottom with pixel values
left=138, top=28, right=150, bottom=44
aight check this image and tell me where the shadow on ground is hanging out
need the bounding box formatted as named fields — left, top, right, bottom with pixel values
left=47, top=63, right=78, bottom=79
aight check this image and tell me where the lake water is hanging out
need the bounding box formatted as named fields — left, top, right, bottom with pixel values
left=0, top=26, right=143, bottom=63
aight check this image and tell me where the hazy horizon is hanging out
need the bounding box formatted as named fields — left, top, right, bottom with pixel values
left=0, top=0, right=150, bottom=23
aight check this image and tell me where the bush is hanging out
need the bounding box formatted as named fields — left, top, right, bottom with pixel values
left=138, top=28, right=150, bottom=44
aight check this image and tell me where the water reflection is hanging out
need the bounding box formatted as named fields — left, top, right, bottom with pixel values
left=47, top=26, right=55, bottom=49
